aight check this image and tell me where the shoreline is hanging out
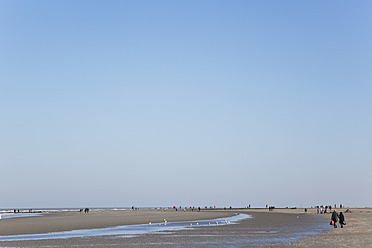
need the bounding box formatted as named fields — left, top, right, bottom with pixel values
left=0, top=209, right=235, bottom=236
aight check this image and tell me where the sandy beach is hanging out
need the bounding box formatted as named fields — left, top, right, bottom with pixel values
left=0, top=208, right=371, bottom=247
left=268, top=208, right=372, bottom=248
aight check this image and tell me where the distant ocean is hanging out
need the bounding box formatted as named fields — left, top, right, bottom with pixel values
left=0, top=207, right=130, bottom=212
left=0, top=207, right=129, bottom=220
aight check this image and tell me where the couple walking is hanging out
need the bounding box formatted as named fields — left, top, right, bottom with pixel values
left=331, top=210, right=346, bottom=228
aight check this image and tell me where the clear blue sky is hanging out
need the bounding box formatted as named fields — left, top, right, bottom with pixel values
left=1, top=0, right=371, bottom=208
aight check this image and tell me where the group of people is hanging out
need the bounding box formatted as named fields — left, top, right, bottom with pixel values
left=316, top=205, right=333, bottom=214
left=79, top=208, right=90, bottom=213
left=316, top=204, right=344, bottom=214
left=331, top=210, right=346, bottom=228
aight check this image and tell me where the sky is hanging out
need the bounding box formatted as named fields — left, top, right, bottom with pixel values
left=1, top=0, right=371, bottom=209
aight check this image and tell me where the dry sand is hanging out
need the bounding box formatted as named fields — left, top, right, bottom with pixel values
left=0, top=208, right=371, bottom=247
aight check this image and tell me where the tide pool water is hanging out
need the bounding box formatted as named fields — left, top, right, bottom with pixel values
left=0, top=213, right=251, bottom=242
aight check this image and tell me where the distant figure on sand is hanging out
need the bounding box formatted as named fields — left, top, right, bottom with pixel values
left=331, top=210, right=338, bottom=228
left=339, top=212, right=346, bottom=228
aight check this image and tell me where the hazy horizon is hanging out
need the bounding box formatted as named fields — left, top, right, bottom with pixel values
left=1, top=0, right=371, bottom=209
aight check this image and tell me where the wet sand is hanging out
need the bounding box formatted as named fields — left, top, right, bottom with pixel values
left=267, top=208, right=372, bottom=248
left=0, top=208, right=371, bottom=247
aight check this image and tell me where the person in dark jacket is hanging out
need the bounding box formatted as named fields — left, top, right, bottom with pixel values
left=338, top=212, right=346, bottom=228
left=331, top=210, right=338, bottom=228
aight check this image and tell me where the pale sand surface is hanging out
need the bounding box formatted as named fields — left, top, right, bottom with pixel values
left=0, top=208, right=371, bottom=247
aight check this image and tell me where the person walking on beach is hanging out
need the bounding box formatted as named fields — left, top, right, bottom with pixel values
left=339, top=212, right=346, bottom=228
left=331, top=210, right=338, bottom=228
